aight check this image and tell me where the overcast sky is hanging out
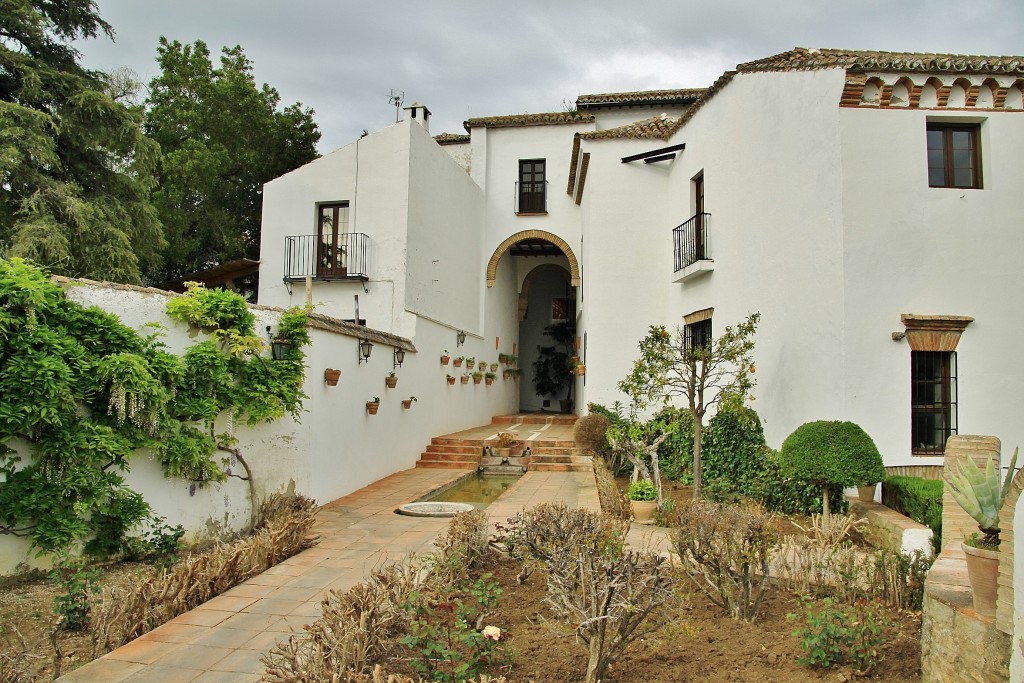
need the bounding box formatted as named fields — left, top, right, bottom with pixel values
left=76, top=0, right=1024, bottom=153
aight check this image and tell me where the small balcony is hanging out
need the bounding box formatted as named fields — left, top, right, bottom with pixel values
left=672, top=212, right=713, bottom=283
left=515, top=181, right=548, bottom=214
left=283, top=233, right=370, bottom=282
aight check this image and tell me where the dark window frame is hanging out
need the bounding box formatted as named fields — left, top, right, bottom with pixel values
left=684, top=318, right=713, bottom=352
left=517, top=159, right=547, bottom=214
left=316, top=202, right=350, bottom=278
left=927, top=123, right=982, bottom=189
left=911, top=350, right=958, bottom=455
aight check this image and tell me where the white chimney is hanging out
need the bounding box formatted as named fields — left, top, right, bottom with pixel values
left=403, top=102, right=431, bottom=132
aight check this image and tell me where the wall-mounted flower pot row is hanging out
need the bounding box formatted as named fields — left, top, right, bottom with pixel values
left=367, top=396, right=417, bottom=414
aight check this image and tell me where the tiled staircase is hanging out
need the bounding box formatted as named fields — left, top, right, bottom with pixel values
left=415, top=413, right=591, bottom=472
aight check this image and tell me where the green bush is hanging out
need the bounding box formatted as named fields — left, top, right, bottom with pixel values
left=649, top=406, right=694, bottom=483
left=702, top=404, right=766, bottom=500
left=627, top=480, right=656, bottom=501
left=779, top=421, right=885, bottom=515
left=884, top=476, right=943, bottom=550
left=749, top=449, right=847, bottom=516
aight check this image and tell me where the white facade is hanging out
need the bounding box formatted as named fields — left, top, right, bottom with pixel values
left=258, top=48, right=1024, bottom=470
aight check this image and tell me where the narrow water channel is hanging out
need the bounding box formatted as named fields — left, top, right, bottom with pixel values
left=421, top=473, right=522, bottom=510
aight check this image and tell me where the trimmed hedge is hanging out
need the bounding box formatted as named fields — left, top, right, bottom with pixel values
left=779, top=421, right=887, bottom=488
left=883, top=476, right=943, bottom=550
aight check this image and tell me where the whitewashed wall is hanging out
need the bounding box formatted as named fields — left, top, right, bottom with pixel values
left=0, top=277, right=517, bottom=575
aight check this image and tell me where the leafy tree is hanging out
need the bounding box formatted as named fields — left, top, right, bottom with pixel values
left=0, top=0, right=163, bottom=283
left=144, top=38, right=320, bottom=283
left=619, top=313, right=759, bottom=499
left=779, top=420, right=886, bottom=522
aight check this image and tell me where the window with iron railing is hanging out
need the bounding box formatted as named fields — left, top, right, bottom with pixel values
left=911, top=350, right=957, bottom=454
left=673, top=212, right=711, bottom=271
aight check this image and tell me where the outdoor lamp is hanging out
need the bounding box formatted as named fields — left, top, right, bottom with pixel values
left=393, top=348, right=405, bottom=368
left=456, top=330, right=467, bottom=347
left=358, top=338, right=373, bottom=363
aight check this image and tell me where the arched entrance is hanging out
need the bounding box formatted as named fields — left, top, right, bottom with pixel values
left=486, top=231, right=579, bottom=413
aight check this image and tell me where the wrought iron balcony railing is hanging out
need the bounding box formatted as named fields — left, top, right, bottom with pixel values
left=672, top=212, right=711, bottom=272
left=515, top=181, right=548, bottom=214
left=283, top=233, right=370, bottom=281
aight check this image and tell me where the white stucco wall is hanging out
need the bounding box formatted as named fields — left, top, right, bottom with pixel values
left=0, top=277, right=518, bottom=575
left=839, top=104, right=1024, bottom=466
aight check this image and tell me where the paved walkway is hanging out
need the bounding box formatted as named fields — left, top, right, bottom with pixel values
left=58, top=467, right=601, bottom=682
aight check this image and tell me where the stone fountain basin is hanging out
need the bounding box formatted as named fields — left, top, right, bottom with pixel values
left=395, top=501, right=475, bottom=517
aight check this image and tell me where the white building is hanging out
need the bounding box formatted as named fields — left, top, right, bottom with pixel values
left=259, top=47, right=1024, bottom=469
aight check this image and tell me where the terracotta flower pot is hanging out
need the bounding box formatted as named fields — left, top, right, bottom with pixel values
left=473, top=375, right=482, bottom=384
left=402, top=399, right=413, bottom=409
left=366, top=402, right=380, bottom=415
left=485, top=378, right=493, bottom=386
left=962, top=542, right=999, bottom=618
left=454, top=359, right=463, bottom=367
left=857, top=484, right=876, bottom=502
left=447, top=376, right=456, bottom=385
left=461, top=376, right=469, bottom=384
left=490, top=363, right=499, bottom=372
left=385, top=376, right=398, bottom=389
left=441, top=355, right=450, bottom=365
left=629, top=500, right=657, bottom=524
left=324, top=368, right=341, bottom=386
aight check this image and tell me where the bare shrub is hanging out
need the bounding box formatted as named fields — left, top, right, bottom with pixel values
left=495, top=502, right=628, bottom=563
left=0, top=624, right=37, bottom=683
left=263, top=559, right=425, bottom=680
left=90, top=493, right=318, bottom=655
left=545, top=548, right=678, bottom=683
left=573, top=414, right=610, bottom=454
left=672, top=499, right=779, bottom=622
left=593, top=456, right=630, bottom=520
left=268, top=662, right=521, bottom=682
left=433, top=509, right=489, bottom=575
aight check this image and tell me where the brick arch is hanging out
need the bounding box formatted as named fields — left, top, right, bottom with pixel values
left=486, top=230, right=580, bottom=288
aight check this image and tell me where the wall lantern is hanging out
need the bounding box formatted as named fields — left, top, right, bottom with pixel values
left=267, top=325, right=291, bottom=360
left=393, top=348, right=406, bottom=368
left=358, top=338, right=373, bottom=363
left=456, top=330, right=467, bottom=347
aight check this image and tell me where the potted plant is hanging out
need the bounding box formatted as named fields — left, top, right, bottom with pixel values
left=627, top=480, right=658, bottom=524
left=503, top=367, right=521, bottom=380
left=947, top=447, right=1018, bottom=617
left=447, top=374, right=456, bottom=385
left=454, top=356, right=464, bottom=368
left=533, top=322, right=576, bottom=413
left=574, top=363, right=586, bottom=376
left=490, top=431, right=521, bottom=459
left=402, top=396, right=417, bottom=409
left=466, top=357, right=476, bottom=370
left=461, top=373, right=470, bottom=384
left=472, top=371, right=483, bottom=384
left=498, top=353, right=509, bottom=364
left=490, top=362, right=499, bottom=372
left=485, top=371, right=496, bottom=385
left=857, top=483, right=878, bottom=502
left=441, top=350, right=450, bottom=365
left=385, top=371, right=398, bottom=389
left=366, top=396, right=381, bottom=415
left=324, top=368, right=342, bottom=386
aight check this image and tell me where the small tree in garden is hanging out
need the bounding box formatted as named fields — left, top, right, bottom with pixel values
left=619, top=313, right=759, bottom=499
left=778, top=421, right=886, bottom=523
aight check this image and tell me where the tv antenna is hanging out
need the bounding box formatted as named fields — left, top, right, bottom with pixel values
left=389, top=89, right=405, bottom=122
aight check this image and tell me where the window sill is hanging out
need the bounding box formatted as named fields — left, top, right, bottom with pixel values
left=515, top=211, right=548, bottom=216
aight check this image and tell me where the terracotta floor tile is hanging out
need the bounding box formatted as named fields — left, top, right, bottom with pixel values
left=189, top=625, right=264, bottom=649
left=243, top=598, right=298, bottom=616
left=209, top=649, right=266, bottom=674
left=171, top=608, right=234, bottom=627
left=191, top=671, right=262, bottom=683
left=56, top=659, right=143, bottom=682
left=201, top=594, right=260, bottom=612
left=139, top=621, right=210, bottom=644
left=122, top=663, right=204, bottom=682
left=152, top=644, right=232, bottom=670
left=239, top=630, right=292, bottom=652
left=218, top=611, right=283, bottom=631
left=105, top=637, right=181, bottom=664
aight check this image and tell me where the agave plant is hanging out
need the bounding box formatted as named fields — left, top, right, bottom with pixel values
left=945, top=447, right=1018, bottom=548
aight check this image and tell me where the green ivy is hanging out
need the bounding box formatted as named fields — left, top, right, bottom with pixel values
left=0, top=259, right=309, bottom=557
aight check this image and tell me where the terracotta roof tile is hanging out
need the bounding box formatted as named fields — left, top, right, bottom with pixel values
left=576, top=88, right=707, bottom=107
left=738, top=47, right=1024, bottom=75
left=434, top=133, right=470, bottom=145
left=463, top=111, right=594, bottom=132
left=578, top=115, right=682, bottom=141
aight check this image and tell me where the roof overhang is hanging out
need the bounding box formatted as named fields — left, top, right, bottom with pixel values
left=621, top=143, right=686, bottom=164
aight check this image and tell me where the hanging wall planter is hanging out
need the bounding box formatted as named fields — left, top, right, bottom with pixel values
left=441, top=351, right=451, bottom=365
left=402, top=396, right=417, bottom=409
left=461, top=374, right=470, bottom=384
left=366, top=397, right=380, bottom=415
left=447, top=374, right=456, bottom=385
left=575, top=363, right=586, bottom=376
left=324, top=368, right=342, bottom=386
left=385, top=373, right=398, bottom=389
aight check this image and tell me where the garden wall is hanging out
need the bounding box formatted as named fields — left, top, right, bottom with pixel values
left=0, top=277, right=517, bottom=575
left=921, top=436, right=1011, bottom=683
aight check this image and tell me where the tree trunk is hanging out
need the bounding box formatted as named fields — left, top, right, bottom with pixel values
left=693, top=417, right=703, bottom=500
left=821, top=484, right=831, bottom=525
left=586, top=636, right=606, bottom=683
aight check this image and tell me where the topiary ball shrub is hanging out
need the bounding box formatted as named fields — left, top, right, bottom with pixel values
left=779, top=421, right=886, bottom=517
left=574, top=414, right=611, bottom=454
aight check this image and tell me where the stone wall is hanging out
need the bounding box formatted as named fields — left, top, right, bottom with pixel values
left=922, top=435, right=1010, bottom=682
